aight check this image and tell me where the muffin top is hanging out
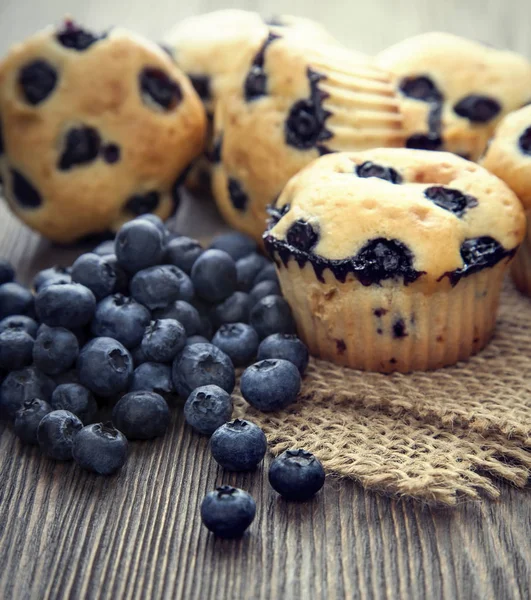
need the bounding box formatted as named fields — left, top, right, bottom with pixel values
left=264, top=149, right=525, bottom=287
left=481, top=105, right=531, bottom=208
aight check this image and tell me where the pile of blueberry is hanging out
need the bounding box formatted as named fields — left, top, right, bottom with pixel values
left=0, top=215, right=325, bottom=538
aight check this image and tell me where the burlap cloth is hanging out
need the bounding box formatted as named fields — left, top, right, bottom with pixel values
left=233, top=277, right=531, bottom=505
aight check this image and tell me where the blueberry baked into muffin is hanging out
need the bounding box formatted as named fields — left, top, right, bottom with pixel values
left=482, top=105, right=531, bottom=296
left=212, top=32, right=404, bottom=243
left=376, top=32, right=531, bottom=161
left=0, top=21, right=207, bottom=243
left=264, top=149, right=525, bottom=372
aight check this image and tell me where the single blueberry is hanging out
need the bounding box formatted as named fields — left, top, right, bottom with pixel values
left=77, top=337, right=133, bottom=397
left=210, top=291, right=252, bottom=329
left=227, top=178, right=249, bottom=211
left=0, top=315, right=38, bottom=338
left=124, top=191, right=160, bottom=216
left=249, top=280, right=281, bottom=306
left=0, top=366, right=55, bottom=419
left=252, top=263, right=279, bottom=286
left=210, top=418, right=267, bottom=471
left=35, top=282, right=95, bottom=329
left=32, top=326, right=78, bottom=375
left=185, top=335, right=210, bottom=346
left=91, top=294, right=151, bottom=349
left=71, top=253, right=119, bottom=300
left=518, top=126, right=531, bottom=155
left=0, top=329, right=34, bottom=370
left=50, top=383, right=97, bottom=424
left=353, top=238, right=421, bottom=286
left=269, top=449, right=325, bottom=501
left=172, top=343, right=235, bottom=398
left=18, top=60, right=58, bottom=105
left=11, top=168, right=43, bottom=208
left=130, top=362, right=174, bottom=396
left=37, top=409, right=83, bottom=460
left=73, top=422, right=128, bottom=475
left=14, top=398, right=52, bottom=445
left=236, top=253, right=269, bottom=291
left=0, top=282, right=34, bottom=319
left=102, top=143, right=121, bottom=164
left=212, top=323, right=259, bottom=367
left=424, top=186, right=478, bottom=217
left=355, top=161, right=403, bottom=184
left=56, top=21, right=103, bottom=50
left=164, top=236, right=204, bottom=273
left=286, top=220, right=319, bottom=252
left=241, top=359, right=301, bottom=412
left=115, top=219, right=165, bottom=274
left=140, top=67, right=182, bottom=111
left=112, top=391, right=169, bottom=439
left=453, top=94, right=501, bottom=123
left=58, top=126, right=101, bottom=171
left=399, top=76, right=442, bottom=102
left=130, top=265, right=194, bottom=310
left=209, top=232, right=257, bottom=261
left=184, top=384, right=233, bottom=435
left=249, top=295, right=295, bottom=339
left=141, top=318, right=186, bottom=363
left=33, top=266, right=72, bottom=292
left=153, top=300, right=201, bottom=336
left=258, top=333, right=309, bottom=375
left=405, top=133, right=442, bottom=151
left=201, top=486, right=256, bottom=538
left=137, top=214, right=168, bottom=238
left=0, top=260, right=15, bottom=285
left=191, top=249, right=237, bottom=303
left=285, top=99, right=327, bottom=150
left=188, top=74, right=211, bottom=100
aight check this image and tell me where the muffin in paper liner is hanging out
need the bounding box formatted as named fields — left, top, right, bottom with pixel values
left=264, top=149, right=525, bottom=373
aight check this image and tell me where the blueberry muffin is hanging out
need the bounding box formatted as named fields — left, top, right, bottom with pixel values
left=212, top=33, right=404, bottom=242
left=264, top=149, right=525, bottom=372
left=481, top=105, right=531, bottom=295
left=376, top=33, right=531, bottom=161
left=0, top=21, right=207, bottom=243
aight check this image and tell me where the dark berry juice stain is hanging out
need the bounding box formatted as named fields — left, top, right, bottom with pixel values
left=373, top=308, right=388, bottom=317
left=140, top=68, right=182, bottom=110
left=125, top=191, right=160, bottom=216
left=355, top=161, right=403, bottom=184
left=423, top=186, right=478, bottom=217
left=335, top=339, right=346, bottom=354
left=392, top=318, right=408, bottom=338
left=56, top=21, right=104, bottom=50
left=519, top=126, right=531, bottom=155
left=227, top=178, right=249, bottom=212
left=102, top=143, right=120, bottom=164
left=244, top=32, right=280, bottom=101
left=208, top=135, right=223, bottom=163
left=11, top=169, right=42, bottom=208
left=189, top=74, right=211, bottom=101
left=453, top=95, right=501, bottom=123
left=441, top=236, right=516, bottom=286
left=18, top=60, right=58, bottom=105
left=406, top=133, right=442, bottom=151
left=286, top=220, right=319, bottom=252
left=58, top=126, right=101, bottom=171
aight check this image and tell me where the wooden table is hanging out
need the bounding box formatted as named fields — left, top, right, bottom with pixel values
left=1, top=2, right=531, bottom=598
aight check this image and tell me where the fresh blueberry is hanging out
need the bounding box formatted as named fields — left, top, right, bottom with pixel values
left=92, top=240, right=115, bottom=256
left=172, top=343, right=235, bottom=398
left=0, top=329, right=34, bottom=370
left=73, top=422, right=128, bottom=475
left=253, top=263, right=278, bottom=286
left=77, top=337, right=133, bottom=397
left=236, top=253, right=269, bottom=291
left=241, top=359, right=300, bottom=411
left=71, top=253, right=120, bottom=300
left=137, top=214, right=167, bottom=238
left=249, top=295, right=295, bottom=339
left=131, top=344, right=149, bottom=366
left=153, top=300, right=201, bottom=336
left=191, top=250, right=237, bottom=302
left=141, top=318, right=186, bottom=363
left=32, top=266, right=72, bottom=292
left=164, top=236, right=204, bottom=273
left=130, top=362, right=174, bottom=396
left=200, top=486, right=256, bottom=538
left=0, top=315, right=38, bottom=338
left=112, top=391, right=169, bottom=439
left=130, top=265, right=194, bottom=310
left=212, top=323, right=259, bottom=367
left=210, top=419, right=267, bottom=471
left=37, top=409, right=83, bottom=460
left=14, top=398, right=52, bottom=445
left=0, top=366, right=55, bottom=419
left=0, top=260, right=15, bottom=285
left=185, top=335, right=210, bottom=346
left=91, top=294, right=151, bottom=349
left=258, top=333, right=309, bottom=375
left=249, top=280, right=281, bottom=306
left=115, top=219, right=165, bottom=274
left=268, top=449, right=325, bottom=501
left=0, top=282, right=34, bottom=319
left=210, top=291, right=251, bottom=329
left=50, top=383, right=97, bottom=424
left=33, top=326, right=79, bottom=375
left=209, top=232, right=257, bottom=261
left=35, top=282, right=96, bottom=329
left=184, top=384, right=233, bottom=435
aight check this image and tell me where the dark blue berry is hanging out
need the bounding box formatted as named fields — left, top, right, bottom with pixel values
left=424, top=186, right=478, bottom=217
left=0, top=329, right=34, bottom=370
left=141, top=318, right=186, bottom=363
left=286, top=220, right=319, bottom=252
left=189, top=74, right=211, bottom=100
left=212, top=323, right=259, bottom=367
left=406, top=134, right=442, bottom=151
left=241, top=359, right=301, bottom=411
left=198, top=314, right=213, bottom=340
left=77, top=337, right=133, bottom=397
left=140, top=68, right=182, bottom=111
left=137, top=214, right=168, bottom=238
left=172, top=343, right=235, bottom=398
left=252, top=263, right=278, bottom=286
left=102, top=143, right=120, bottom=164
left=131, top=344, right=149, bottom=367
left=0, top=260, right=15, bottom=285
left=399, top=76, right=442, bottom=102
left=112, top=391, right=169, bottom=439
left=115, top=219, right=165, bottom=274
left=92, top=240, right=115, bottom=256
left=91, top=294, right=150, bottom=349
left=268, top=449, right=325, bottom=501
left=14, top=398, right=52, bottom=445
left=0, top=366, right=55, bottom=419
left=227, top=179, right=249, bottom=211
left=0, top=315, right=38, bottom=338
left=258, top=333, right=309, bottom=375
left=0, top=282, right=34, bottom=319
left=185, top=335, right=210, bottom=346
left=356, top=161, right=403, bottom=184
left=191, top=250, right=237, bottom=302
left=73, top=422, right=128, bottom=475
left=130, top=265, right=194, bottom=310
left=18, top=60, right=58, bottom=105
left=210, top=291, right=251, bottom=329
left=35, top=282, right=95, bottom=329
left=153, top=300, right=201, bottom=336
left=453, top=95, right=501, bottom=123
left=124, top=191, right=160, bottom=216
left=32, top=266, right=72, bottom=292
left=236, top=253, right=269, bottom=291
left=71, top=253, right=121, bottom=300
left=519, top=126, right=531, bottom=155
left=210, top=418, right=267, bottom=471
left=210, top=232, right=257, bottom=261
left=11, top=169, right=42, bottom=208
left=33, top=326, right=79, bottom=375
left=130, top=362, right=174, bottom=396
left=249, top=295, right=295, bottom=339
left=164, top=237, right=204, bottom=274
left=249, top=280, right=281, bottom=306
left=37, top=409, right=83, bottom=460
left=50, top=383, right=97, bottom=424
left=58, top=126, right=101, bottom=171
left=184, top=384, right=233, bottom=435
left=201, top=486, right=256, bottom=538
left=56, top=21, right=103, bottom=50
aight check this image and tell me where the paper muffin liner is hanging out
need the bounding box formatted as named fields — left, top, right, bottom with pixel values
left=511, top=210, right=531, bottom=297
left=276, top=260, right=508, bottom=373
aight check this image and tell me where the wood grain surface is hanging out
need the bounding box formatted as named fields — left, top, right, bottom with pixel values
left=1, top=1, right=531, bottom=598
